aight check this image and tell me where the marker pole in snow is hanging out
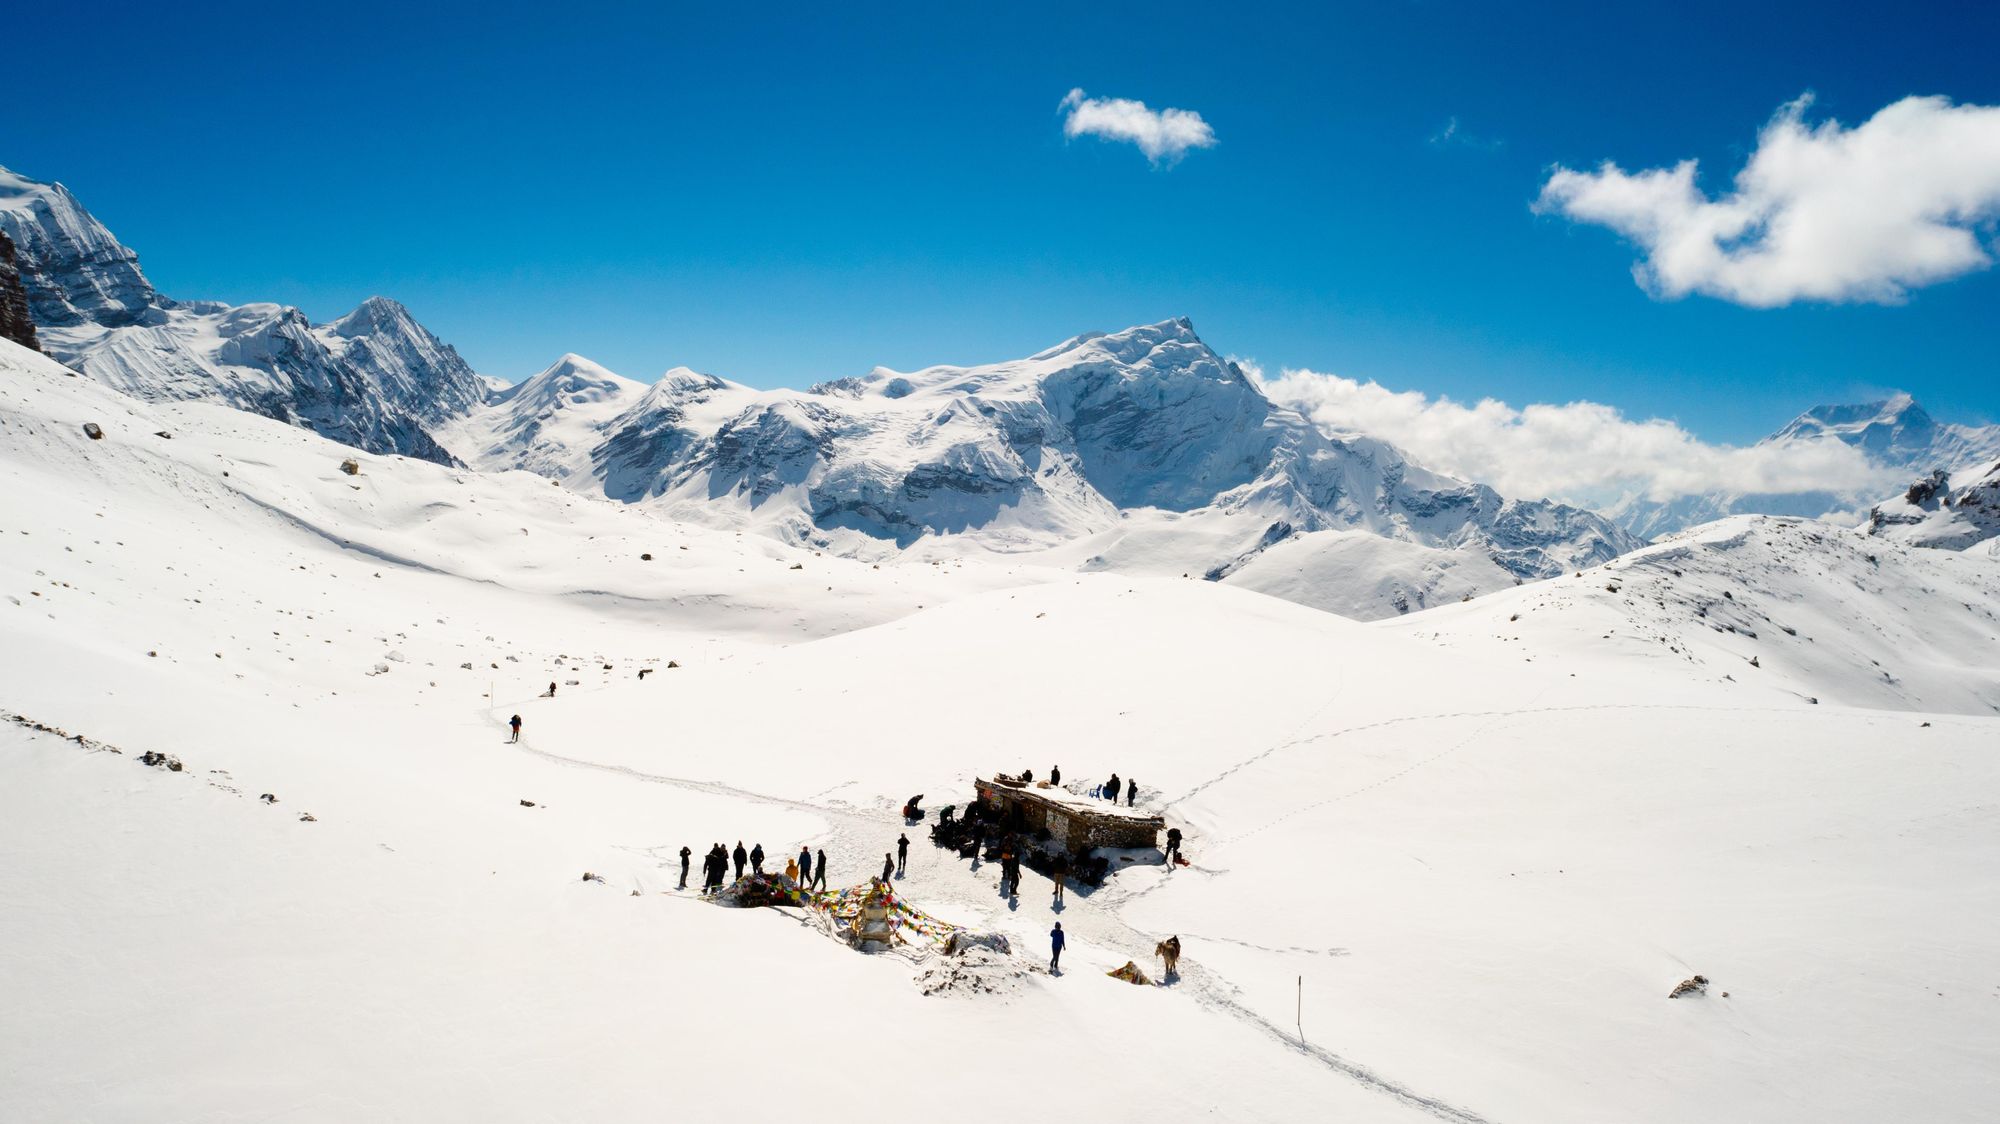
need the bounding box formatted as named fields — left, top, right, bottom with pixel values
left=1296, top=976, right=1303, bottom=1044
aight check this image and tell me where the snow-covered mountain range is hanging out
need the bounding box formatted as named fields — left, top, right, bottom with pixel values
left=1, top=163, right=1636, bottom=618
left=0, top=165, right=484, bottom=465
left=1612, top=395, right=2000, bottom=540
left=438, top=319, right=1640, bottom=617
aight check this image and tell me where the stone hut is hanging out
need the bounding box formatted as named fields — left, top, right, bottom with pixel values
left=974, top=774, right=1163, bottom=853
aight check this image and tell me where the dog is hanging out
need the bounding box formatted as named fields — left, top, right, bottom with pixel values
left=1155, top=935, right=1182, bottom=978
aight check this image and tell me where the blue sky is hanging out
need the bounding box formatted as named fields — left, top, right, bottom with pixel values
left=11, top=0, right=1998, bottom=444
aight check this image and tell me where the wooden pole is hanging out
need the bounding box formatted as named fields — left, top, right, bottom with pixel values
left=1297, top=975, right=1304, bottom=1043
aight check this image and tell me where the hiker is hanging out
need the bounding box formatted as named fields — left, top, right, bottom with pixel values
left=1049, top=764, right=1060, bottom=787
left=1165, top=827, right=1182, bottom=863
left=897, top=833, right=910, bottom=870
left=1021, top=768, right=1034, bottom=784
left=508, top=714, right=522, bottom=743
left=813, top=848, right=828, bottom=891
left=750, top=843, right=765, bottom=876
left=1127, top=778, right=1138, bottom=807
left=1105, top=774, right=1121, bottom=804
left=732, top=841, right=748, bottom=880
left=1051, top=852, right=1069, bottom=904
left=784, top=856, right=800, bottom=884
left=678, top=845, right=692, bottom=889
left=1050, top=922, right=1065, bottom=971
left=547, top=681, right=557, bottom=697
left=881, top=853, right=894, bottom=884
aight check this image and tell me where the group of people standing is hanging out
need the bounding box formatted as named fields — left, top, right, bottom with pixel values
left=680, top=841, right=830, bottom=892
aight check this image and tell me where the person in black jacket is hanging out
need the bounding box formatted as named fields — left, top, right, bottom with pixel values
left=678, top=845, right=692, bottom=889
left=1127, top=779, right=1138, bottom=807
left=1051, top=852, right=1069, bottom=904
left=732, top=842, right=747, bottom=881
left=896, top=833, right=910, bottom=873
left=1105, top=774, right=1122, bottom=804
left=1165, top=827, right=1183, bottom=863
left=1050, top=922, right=1065, bottom=971
left=880, top=853, right=895, bottom=883
left=813, top=848, right=828, bottom=891
left=1049, top=764, right=1061, bottom=787
left=798, top=845, right=813, bottom=886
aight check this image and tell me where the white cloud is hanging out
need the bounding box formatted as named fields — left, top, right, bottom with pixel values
left=1247, top=362, right=1901, bottom=509
left=1430, top=116, right=1503, bottom=152
left=1059, top=88, right=1216, bottom=166
left=1536, top=94, right=2000, bottom=306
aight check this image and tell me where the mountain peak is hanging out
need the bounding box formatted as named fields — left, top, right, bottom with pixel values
left=326, top=295, right=418, bottom=338
left=0, top=163, right=161, bottom=328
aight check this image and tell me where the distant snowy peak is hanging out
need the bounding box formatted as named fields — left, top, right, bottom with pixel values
left=1769, top=393, right=2000, bottom=474
left=0, top=163, right=485, bottom=466
left=441, top=354, right=651, bottom=480
left=495, top=353, right=645, bottom=412
left=315, top=296, right=483, bottom=425
left=0, top=165, right=160, bottom=327
left=1610, top=394, right=2000, bottom=541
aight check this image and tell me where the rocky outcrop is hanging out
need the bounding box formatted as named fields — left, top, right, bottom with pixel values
left=1867, top=461, right=2000, bottom=552
left=0, top=231, right=37, bottom=351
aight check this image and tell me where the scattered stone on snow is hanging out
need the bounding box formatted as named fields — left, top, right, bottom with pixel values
left=1668, top=974, right=1709, bottom=999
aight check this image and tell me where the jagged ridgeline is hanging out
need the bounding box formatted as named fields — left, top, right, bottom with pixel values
left=0, top=162, right=1636, bottom=618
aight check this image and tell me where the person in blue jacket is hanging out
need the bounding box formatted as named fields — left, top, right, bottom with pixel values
left=1050, top=922, right=1066, bottom=972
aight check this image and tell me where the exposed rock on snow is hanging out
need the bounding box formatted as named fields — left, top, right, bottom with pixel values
left=0, top=230, right=40, bottom=351
left=1667, top=975, right=1709, bottom=999
left=1866, top=460, right=2000, bottom=554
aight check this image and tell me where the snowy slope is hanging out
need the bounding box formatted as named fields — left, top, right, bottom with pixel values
left=0, top=164, right=487, bottom=465
left=1389, top=515, right=2000, bottom=716
left=5, top=335, right=1999, bottom=1123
